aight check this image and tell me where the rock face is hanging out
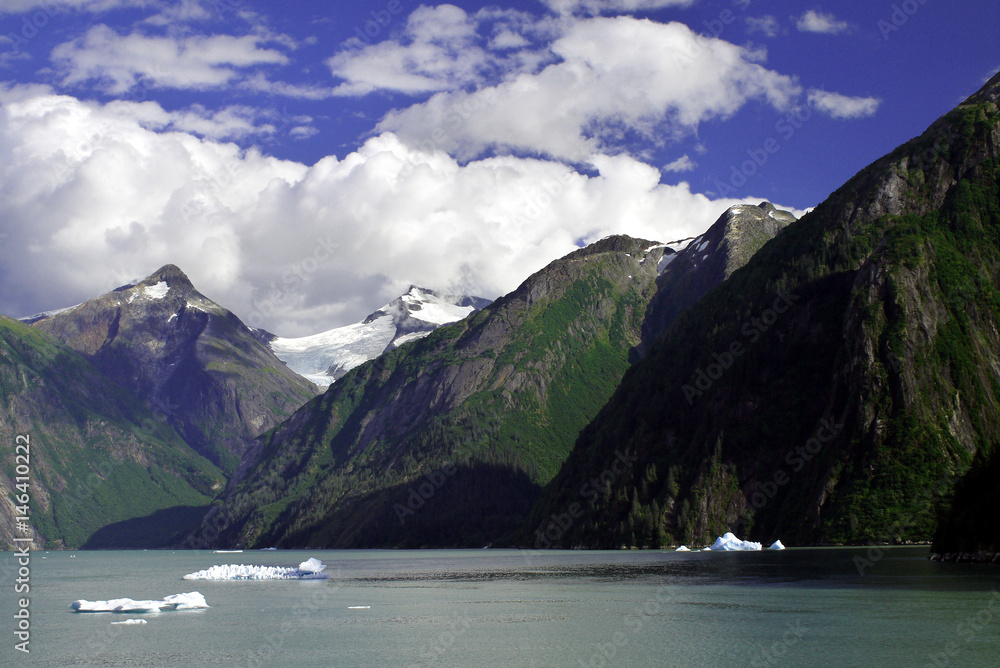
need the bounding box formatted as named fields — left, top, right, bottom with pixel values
left=0, top=316, right=225, bottom=549
left=203, top=236, right=680, bottom=548
left=639, top=202, right=796, bottom=354
left=522, top=72, right=1000, bottom=549
left=29, top=265, right=318, bottom=473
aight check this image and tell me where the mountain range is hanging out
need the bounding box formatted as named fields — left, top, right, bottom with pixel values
left=2, top=71, right=997, bottom=558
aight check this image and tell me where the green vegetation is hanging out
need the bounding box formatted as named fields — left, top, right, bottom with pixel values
left=522, top=97, right=1000, bottom=549
left=208, top=237, right=669, bottom=548
left=0, top=316, right=225, bottom=549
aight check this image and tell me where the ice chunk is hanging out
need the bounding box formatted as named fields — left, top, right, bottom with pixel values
left=768, top=540, right=786, bottom=550
left=707, top=532, right=763, bottom=551
left=298, top=558, right=326, bottom=573
left=675, top=545, right=691, bottom=552
left=112, top=619, right=148, bottom=625
left=182, top=559, right=330, bottom=580
left=71, top=592, right=208, bottom=613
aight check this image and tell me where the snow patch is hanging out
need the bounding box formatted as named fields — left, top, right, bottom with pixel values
left=71, top=592, right=208, bottom=613
left=144, top=281, right=169, bottom=299
left=657, top=253, right=677, bottom=273
left=167, top=313, right=177, bottom=323
left=182, top=558, right=329, bottom=580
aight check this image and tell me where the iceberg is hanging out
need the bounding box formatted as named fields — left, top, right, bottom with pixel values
left=768, top=540, right=786, bottom=550
left=708, top=532, right=763, bottom=552
left=71, top=592, right=208, bottom=613
left=183, top=558, right=329, bottom=580
left=112, top=619, right=148, bottom=625
left=675, top=545, right=691, bottom=552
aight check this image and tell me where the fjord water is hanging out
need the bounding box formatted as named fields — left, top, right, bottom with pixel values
left=2, top=548, right=999, bottom=666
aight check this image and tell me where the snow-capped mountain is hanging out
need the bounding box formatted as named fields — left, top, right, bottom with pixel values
left=269, top=286, right=492, bottom=386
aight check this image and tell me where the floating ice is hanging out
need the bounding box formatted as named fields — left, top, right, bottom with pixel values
left=675, top=545, right=691, bottom=552
left=768, top=540, right=786, bottom=550
left=182, top=558, right=329, bottom=580
left=112, top=619, right=148, bottom=625
left=348, top=606, right=370, bottom=609
left=71, top=592, right=208, bottom=613
left=707, top=532, right=763, bottom=552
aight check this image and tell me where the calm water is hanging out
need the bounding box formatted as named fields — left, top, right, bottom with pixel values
left=1, top=547, right=999, bottom=667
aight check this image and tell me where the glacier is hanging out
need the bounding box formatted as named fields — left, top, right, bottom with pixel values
left=269, top=286, right=489, bottom=386
left=182, top=558, right=329, bottom=580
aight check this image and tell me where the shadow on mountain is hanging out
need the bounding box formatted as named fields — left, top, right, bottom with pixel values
left=273, top=463, right=542, bottom=549
left=83, top=505, right=212, bottom=549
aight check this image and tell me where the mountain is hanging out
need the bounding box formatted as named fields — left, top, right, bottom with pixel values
left=639, top=202, right=796, bottom=354
left=522, top=72, right=1000, bottom=549
left=200, top=235, right=670, bottom=548
left=0, top=316, right=225, bottom=549
left=198, top=202, right=793, bottom=550
left=267, top=286, right=491, bottom=386
left=27, top=265, right=319, bottom=473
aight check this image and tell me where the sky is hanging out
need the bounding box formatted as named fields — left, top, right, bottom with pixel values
left=0, top=0, right=997, bottom=336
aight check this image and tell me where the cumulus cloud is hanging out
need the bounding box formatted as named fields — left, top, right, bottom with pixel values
left=327, top=5, right=492, bottom=96
left=0, top=87, right=799, bottom=335
left=376, top=17, right=801, bottom=162
left=541, top=0, right=695, bottom=16
left=796, top=10, right=850, bottom=35
left=51, top=25, right=289, bottom=94
left=807, top=89, right=880, bottom=119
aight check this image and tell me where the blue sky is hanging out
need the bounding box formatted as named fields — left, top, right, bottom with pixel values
left=0, top=0, right=997, bottom=335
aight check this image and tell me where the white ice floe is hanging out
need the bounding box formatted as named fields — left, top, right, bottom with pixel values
left=768, top=540, right=786, bottom=550
left=71, top=592, right=208, bottom=613
left=348, top=606, right=370, bottom=609
left=111, top=619, right=148, bottom=625
left=675, top=545, right=691, bottom=552
left=707, top=532, right=763, bottom=552
left=182, top=558, right=329, bottom=580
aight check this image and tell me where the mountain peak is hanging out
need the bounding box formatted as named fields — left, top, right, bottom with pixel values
left=962, top=69, right=1000, bottom=106
left=142, top=264, right=194, bottom=291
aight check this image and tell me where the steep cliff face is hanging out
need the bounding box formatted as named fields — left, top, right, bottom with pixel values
left=204, top=236, right=675, bottom=548
left=523, top=73, right=1000, bottom=549
left=0, top=316, right=225, bottom=549
left=29, top=265, right=318, bottom=472
left=639, top=202, right=796, bottom=354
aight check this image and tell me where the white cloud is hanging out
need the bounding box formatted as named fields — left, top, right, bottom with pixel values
left=378, top=17, right=802, bottom=162
left=796, top=10, right=850, bottom=35
left=746, top=16, right=781, bottom=38
left=327, top=5, right=506, bottom=96
left=0, top=87, right=800, bottom=336
left=807, top=89, right=880, bottom=119
left=663, top=155, right=695, bottom=173
left=541, top=0, right=695, bottom=16
left=50, top=25, right=289, bottom=94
